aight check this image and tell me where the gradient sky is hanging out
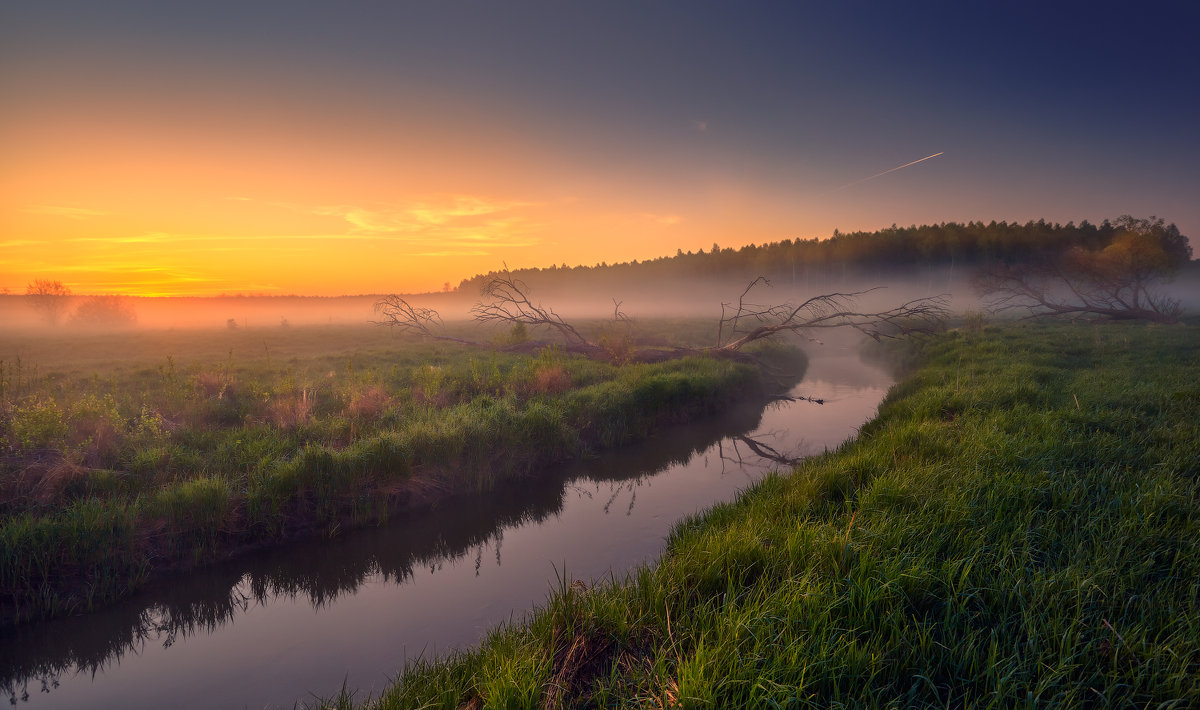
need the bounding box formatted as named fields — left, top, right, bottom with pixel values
left=3, top=1, right=1197, bottom=296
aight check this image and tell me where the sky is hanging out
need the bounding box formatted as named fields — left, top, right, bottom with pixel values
left=2, top=1, right=1198, bottom=296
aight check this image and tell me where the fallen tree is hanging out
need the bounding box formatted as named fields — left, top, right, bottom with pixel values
left=715, top=278, right=948, bottom=351
left=973, top=216, right=1190, bottom=324
left=371, top=294, right=479, bottom=345
left=373, top=273, right=948, bottom=358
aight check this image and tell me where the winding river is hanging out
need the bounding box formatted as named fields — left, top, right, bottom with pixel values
left=1, top=347, right=893, bottom=709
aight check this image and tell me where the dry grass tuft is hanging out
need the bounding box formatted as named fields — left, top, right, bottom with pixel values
left=347, top=386, right=392, bottom=420
left=192, top=371, right=232, bottom=399
left=0, top=450, right=87, bottom=507
left=532, top=365, right=571, bottom=395
left=269, top=390, right=313, bottom=429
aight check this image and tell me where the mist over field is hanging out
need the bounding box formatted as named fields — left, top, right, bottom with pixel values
left=6, top=259, right=1199, bottom=346
left=0, top=268, right=977, bottom=332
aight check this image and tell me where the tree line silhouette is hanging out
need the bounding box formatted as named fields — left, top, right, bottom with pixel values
left=456, top=217, right=1191, bottom=293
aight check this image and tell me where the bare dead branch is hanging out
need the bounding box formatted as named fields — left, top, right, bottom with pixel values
left=612, top=298, right=632, bottom=324
left=714, top=279, right=948, bottom=351
left=974, top=259, right=1182, bottom=323
left=973, top=221, right=1186, bottom=324
left=371, top=295, right=479, bottom=344
left=470, top=274, right=590, bottom=346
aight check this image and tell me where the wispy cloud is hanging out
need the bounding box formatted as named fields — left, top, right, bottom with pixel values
left=311, top=195, right=536, bottom=235
left=642, top=213, right=683, bottom=226
left=691, top=119, right=709, bottom=133
left=407, top=250, right=491, bottom=257
left=44, top=195, right=542, bottom=282
left=66, top=232, right=391, bottom=245
left=25, top=205, right=108, bottom=219
left=0, top=239, right=45, bottom=247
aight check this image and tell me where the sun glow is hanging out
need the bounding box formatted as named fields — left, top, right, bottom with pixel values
left=0, top=59, right=852, bottom=297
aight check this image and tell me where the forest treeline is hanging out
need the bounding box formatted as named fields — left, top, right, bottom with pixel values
left=457, top=218, right=1193, bottom=292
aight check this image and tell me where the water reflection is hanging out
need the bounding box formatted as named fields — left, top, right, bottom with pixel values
left=1, top=399, right=771, bottom=705
left=2, top=350, right=892, bottom=710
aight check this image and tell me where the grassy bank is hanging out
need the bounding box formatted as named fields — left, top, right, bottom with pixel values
left=0, top=323, right=800, bottom=627
left=348, top=321, right=1199, bottom=708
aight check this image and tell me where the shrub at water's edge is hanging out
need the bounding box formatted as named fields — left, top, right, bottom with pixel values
left=0, top=344, right=804, bottom=628
left=350, top=322, right=1199, bottom=709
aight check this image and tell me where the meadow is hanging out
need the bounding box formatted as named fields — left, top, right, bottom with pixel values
left=0, top=320, right=803, bottom=627
left=334, top=321, right=1200, bottom=708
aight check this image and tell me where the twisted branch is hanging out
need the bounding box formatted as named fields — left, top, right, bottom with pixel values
left=371, top=295, right=478, bottom=344
left=470, top=274, right=590, bottom=346
left=716, top=280, right=948, bottom=351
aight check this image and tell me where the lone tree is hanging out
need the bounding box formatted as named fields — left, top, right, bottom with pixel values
left=69, top=295, right=137, bottom=327
left=974, top=216, right=1191, bottom=324
left=25, top=279, right=71, bottom=326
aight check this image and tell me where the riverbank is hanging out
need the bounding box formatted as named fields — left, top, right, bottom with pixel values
left=1, top=325, right=806, bottom=628
left=351, top=321, right=1199, bottom=708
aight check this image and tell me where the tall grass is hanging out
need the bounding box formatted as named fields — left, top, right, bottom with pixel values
left=0, top=323, right=801, bottom=627
left=349, top=321, right=1199, bottom=708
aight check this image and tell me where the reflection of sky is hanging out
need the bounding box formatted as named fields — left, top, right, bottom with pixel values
left=8, top=353, right=892, bottom=710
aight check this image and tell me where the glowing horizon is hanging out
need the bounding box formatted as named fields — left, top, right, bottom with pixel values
left=2, top=3, right=1196, bottom=297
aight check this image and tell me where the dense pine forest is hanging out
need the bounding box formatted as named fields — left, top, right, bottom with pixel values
left=456, top=217, right=1193, bottom=293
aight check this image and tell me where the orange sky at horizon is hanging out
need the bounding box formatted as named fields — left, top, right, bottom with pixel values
left=0, top=82, right=828, bottom=297
left=6, top=4, right=1197, bottom=298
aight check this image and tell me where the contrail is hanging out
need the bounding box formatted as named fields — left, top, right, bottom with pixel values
left=833, top=152, right=944, bottom=191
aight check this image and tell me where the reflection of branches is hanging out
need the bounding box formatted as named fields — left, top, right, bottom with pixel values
left=716, top=279, right=948, bottom=350
left=716, top=432, right=803, bottom=478
left=731, top=435, right=801, bottom=466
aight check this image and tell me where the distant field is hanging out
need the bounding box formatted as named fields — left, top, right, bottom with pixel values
left=0, top=321, right=798, bottom=627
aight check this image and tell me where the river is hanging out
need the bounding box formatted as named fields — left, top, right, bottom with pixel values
left=1, top=348, right=893, bottom=709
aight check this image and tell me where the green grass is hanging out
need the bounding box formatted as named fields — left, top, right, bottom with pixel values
left=336, top=321, right=1200, bottom=709
left=0, top=322, right=802, bottom=627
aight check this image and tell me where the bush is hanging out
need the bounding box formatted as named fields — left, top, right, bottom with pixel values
left=10, top=398, right=68, bottom=450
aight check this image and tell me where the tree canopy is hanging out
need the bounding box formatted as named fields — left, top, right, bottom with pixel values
left=974, top=216, right=1191, bottom=323
left=453, top=217, right=1191, bottom=295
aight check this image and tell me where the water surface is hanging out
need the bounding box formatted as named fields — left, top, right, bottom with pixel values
left=1, top=349, right=892, bottom=709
